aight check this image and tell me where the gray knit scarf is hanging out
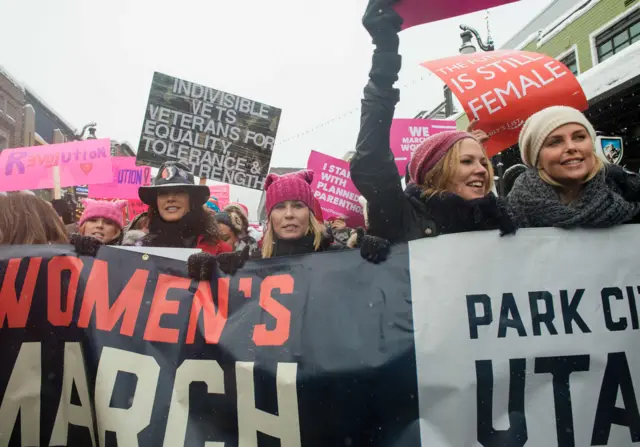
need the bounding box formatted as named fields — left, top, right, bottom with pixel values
left=508, top=168, right=640, bottom=228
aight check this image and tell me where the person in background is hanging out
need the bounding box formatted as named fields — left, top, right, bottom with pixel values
left=350, top=0, right=515, bottom=245
left=74, top=199, right=127, bottom=246
left=215, top=211, right=242, bottom=249
left=137, top=162, right=245, bottom=279
left=0, top=194, right=68, bottom=244
left=224, top=202, right=260, bottom=254
left=509, top=106, right=640, bottom=227
left=122, top=211, right=149, bottom=246
left=205, top=196, right=221, bottom=213
left=326, top=215, right=353, bottom=247
left=502, top=164, right=528, bottom=197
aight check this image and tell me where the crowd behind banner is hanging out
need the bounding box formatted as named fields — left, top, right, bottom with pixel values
left=1, top=0, right=640, bottom=445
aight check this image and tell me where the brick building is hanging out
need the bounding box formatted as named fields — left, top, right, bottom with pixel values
left=0, top=67, right=26, bottom=150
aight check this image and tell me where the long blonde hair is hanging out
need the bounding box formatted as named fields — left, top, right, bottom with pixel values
left=261, top=212, right=324, bottom=259
left=0, top=195, right=69, bottom=244
left=420, top=140, right=495, bottom=198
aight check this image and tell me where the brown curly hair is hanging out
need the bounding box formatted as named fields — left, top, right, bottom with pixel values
left=0, top=195, right=69, bottom=244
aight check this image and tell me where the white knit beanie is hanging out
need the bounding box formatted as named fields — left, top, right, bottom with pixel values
left=518, top=106, right=597, bottom=168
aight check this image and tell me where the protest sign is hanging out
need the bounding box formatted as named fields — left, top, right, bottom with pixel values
left=421, top=50, right=589, bottom=156
left=1, top=227, right=640, bottom=446
left=209, top=184, right=230, bottom=209
left=0, top=138, right=112, bottom=192
left=394, top=0, right=519, bottom=30
left=306, top=150, right=365, bottom=227
left=89, top=157, right=152, bottom=199
left=126, top=199, right=148, bottom=221
left=136, top=72, right=282, bottom=191
left=390, top=119, right=457, bottom=175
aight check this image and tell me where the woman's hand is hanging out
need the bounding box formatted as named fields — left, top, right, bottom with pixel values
left=70, top=234, right=102, bottom=257
left=217, top=245, right=250, bottom=276
left=360, top=234, right=391, bottom=264
left=467, top=120, right=490, bottom=144
left=363, top=0, right=402, bottom=51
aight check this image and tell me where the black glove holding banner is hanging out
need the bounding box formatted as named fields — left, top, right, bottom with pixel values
left=217, top=245, right=250, bottom=276
left=187, top=252, right=217, bottom=281
left=360, top=234, right=392, bottom=264
left=70, top=234, right=102, bottom=257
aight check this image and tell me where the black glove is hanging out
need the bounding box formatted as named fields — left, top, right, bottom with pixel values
left=70, top=234, right=102, bottom=257
left=187, top=252, right=217, bottom=281
left=217, top=245, right=250, bottom=276
left=360, top=235, right=391, bottom=264
left=363, top=0, right=402, bottom=51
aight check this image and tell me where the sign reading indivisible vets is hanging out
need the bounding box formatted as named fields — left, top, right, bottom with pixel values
left=1, top=227, right=639, bottom=446
left=421, top=50, right=588, bottom=156
left=136, top=72, right=282, bottom=191
left=393, top=0, right=520, bottom=30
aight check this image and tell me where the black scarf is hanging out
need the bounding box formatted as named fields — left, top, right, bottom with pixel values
left=405, top=184, right=517, bottom=236
left=141, top=209, right=207, bottom=248
left=508, top=167, right=640, bottom=228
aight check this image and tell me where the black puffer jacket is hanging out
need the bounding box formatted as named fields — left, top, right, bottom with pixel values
left=350, top=2, right=515, bottom=243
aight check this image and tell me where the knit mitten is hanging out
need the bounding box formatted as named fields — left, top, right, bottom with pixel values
left=217, top=245, right=250, bottom=276
left=360, top=235, right=391, bottom=264
left=188, top=252, right=217, bottom=281
left=70, top=234, right=102, bottom=257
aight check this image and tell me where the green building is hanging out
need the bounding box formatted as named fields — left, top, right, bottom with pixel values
left=455, top=0, right=640, bottom=169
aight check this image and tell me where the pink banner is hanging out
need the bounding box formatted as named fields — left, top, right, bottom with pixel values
left=0, top=138, right=113, bottom=192
left=126, top=199, right=148, bottom=222
left=390, top=119, right=457, bottom=175
left=88, top=157, right=151, bottom=199
left=394, top=0, right=519, bottom=30
left=307, top=150, right=365, bottom=228
left=209, top=184, right=230, bottom=210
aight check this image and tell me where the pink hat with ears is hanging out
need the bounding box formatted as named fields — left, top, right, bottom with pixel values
left=264, top=170, right=315, bottom=217
left=79, top=199, right=128, bottom=230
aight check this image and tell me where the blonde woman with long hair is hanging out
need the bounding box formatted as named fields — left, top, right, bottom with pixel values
left=509, top=106, right=640, bottom=227
left=260, top=170, right=335, bottom=259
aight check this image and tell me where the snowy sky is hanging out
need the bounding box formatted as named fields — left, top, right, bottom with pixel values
left=0, top=0, right=555, bottom=217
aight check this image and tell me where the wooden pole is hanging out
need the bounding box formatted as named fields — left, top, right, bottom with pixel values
left=53, top=166, right=62, bottom=199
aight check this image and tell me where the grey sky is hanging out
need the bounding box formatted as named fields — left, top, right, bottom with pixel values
left=0, top=0, right=553, bottom=217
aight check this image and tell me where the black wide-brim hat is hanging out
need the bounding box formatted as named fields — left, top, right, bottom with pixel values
left=139, top=161, right=210, bottom=207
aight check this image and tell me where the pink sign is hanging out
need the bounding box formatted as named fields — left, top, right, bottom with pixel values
left=89, top=157, right=151, bottom=199
left=307, top=150, right=365, bottom=228
left=209, top=184, right=230, bottom=210
left=390, top=119, right=457, bottom=175
left=126, top=199, right=148, bottom=222
left=0, top=138, right=113, bottom=192
left=393, top=0, right=519, bottom=30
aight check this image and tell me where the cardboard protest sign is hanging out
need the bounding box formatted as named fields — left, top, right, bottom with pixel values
left=0, top=138, right=112, bottom=192
left=394, top=0, right=519, bottom=30
left=89, top=157, right=151, bottom=199
left=126, top=199, right=148, bottom=221
left=136, top=72, right=282, bottom=191
left=390, top=119, right=457, bottom=175
left=209, top=184, right=230, bottom=209
left=307, top=150, right=365, bottom=227
left=421, top=50, right=588, bottom=156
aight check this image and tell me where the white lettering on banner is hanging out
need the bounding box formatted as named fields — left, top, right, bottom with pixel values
left=410, top=226, right=640, bottom=446
left=0, top=342, right=40, bottom=447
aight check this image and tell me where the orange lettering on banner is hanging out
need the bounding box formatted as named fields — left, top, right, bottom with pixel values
left=144, top=274, right=191, bottom=343
left=0, top=257, right=42, bottom=328
left=253, top=274, right=294, bottom=346
left=47, top=256, right=83, bottom=327
left=77, top=260, right=149, bottom=336
left=186, top=278, right=229, bottom=344
left=239, top=277, right=252, bottom=298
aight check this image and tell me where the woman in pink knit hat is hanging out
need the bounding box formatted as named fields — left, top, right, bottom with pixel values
left=76, top=199, right=127, bottom=245
left=350, top=0, right=516, bottom=244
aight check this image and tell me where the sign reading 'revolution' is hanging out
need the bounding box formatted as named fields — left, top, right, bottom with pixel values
left=136, top=72, right=282, bottom=190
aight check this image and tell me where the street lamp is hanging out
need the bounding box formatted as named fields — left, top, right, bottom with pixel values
left=458, top=24, right=504, bottom=195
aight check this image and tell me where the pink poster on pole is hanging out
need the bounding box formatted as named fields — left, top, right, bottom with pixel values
left=89, top=157, right=152, bottom=200
left=209, top=184, right=230, bottom=210
left=390, top=119, right=457, bottom=175
left=393, top=0, right=519, bottom=30
left=306, top=150, right=365, bottom=228
left=0, top=138, right=113, bottom=192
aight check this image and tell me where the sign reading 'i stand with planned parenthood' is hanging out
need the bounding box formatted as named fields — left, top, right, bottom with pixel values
left=136, top=72, right=282, bottom=190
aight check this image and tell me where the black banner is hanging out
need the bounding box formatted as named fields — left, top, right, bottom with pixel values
left=0, top=244, right=419, bottom=446
left=136, top=72, right=282, bottom=190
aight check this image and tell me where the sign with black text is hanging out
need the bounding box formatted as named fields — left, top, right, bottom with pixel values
left=136, top=72, right=282, bottom=190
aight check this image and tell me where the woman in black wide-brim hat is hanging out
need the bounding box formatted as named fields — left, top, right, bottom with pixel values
left=138, top=161, right=248, bottom=278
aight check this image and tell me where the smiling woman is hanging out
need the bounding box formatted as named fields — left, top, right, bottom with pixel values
left=77, top=199, right=127, bottom=245
left=508, top=106, right=640, bottom=228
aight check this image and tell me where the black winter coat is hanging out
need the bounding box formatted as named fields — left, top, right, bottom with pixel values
left=349, top=16, right=515, bottom=243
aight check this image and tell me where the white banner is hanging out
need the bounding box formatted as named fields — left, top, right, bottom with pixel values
left=410, top=226, right=640, bottom=446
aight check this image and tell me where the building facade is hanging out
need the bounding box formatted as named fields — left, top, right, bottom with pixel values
left=0, top=67, right=26, bottom=151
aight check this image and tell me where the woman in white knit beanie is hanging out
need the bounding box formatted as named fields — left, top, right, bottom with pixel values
left=508, top=106, right=640, bottom=228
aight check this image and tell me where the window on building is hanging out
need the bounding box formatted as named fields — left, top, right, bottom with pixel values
left=595, top=8, right=640, bottom=62
left=0, top=94, right=6, bottom=114
left=559, top=51, right=579, bottom=76
left=0, top=135, right=7, bottom=151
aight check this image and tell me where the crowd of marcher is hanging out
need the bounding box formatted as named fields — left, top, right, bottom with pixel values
left=2, top=0, right=640, bottom=280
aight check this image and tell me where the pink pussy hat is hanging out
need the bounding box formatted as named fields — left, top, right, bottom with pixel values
left=79, top=199, right=127, bottom=229
left=265, top=170, right=315, bottom=217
